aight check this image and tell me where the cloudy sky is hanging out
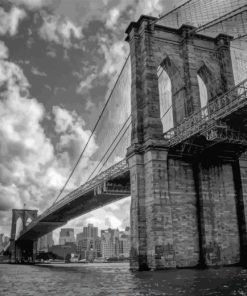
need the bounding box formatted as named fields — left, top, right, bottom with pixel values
left=0, top=0, right=183, bottom=242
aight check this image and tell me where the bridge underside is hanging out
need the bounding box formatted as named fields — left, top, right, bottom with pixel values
left=16, top=171, right=130, bottom=242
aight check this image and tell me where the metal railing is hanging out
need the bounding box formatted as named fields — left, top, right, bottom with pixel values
left=164, top=78, right=247, bottom=147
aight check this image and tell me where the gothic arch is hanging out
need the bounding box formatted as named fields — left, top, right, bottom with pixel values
left=10, top=209, right=38, bottom=241
left=197, top=62, right=218, bottom=103
left=25, top=217, right=32, bottom=227
left=24, top=211, right=36, bottom=227
left=158, top=55, right=186, bottom=125
left=160, top=55, right=184, bottom=93
left=15, top=217, right=23, bottom=239
left=157, top=66, right=173, bottom=133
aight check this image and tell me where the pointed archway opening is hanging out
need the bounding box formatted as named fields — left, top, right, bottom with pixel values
left=157, top=66, right=174, bottom=133
left=197, top=74, right=208, bottom=120
left=25, top=217, right=32, bottom=227
left=16, top=217, right=23, bottom=239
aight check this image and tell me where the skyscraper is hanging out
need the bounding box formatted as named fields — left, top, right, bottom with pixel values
left=59, top=228, right=75, bottom=245
left=37, top=232, right=54, bottom=252
left=0, top=234, right=4, bottom=252
left=76, top=224, right=99, bottom=260
left=119, top=227, right=130, bottom=258
left=101, top=228, right=119, bottom=259
left=82, top=224, right=98, bottom=239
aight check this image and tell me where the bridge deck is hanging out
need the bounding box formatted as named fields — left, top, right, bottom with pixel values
left=17, top=160, right=130, bottom=241
left=164, top=79, right=247, bottom=152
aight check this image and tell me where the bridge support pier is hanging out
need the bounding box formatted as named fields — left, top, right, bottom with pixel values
left=10, top=240, right=37, bottom=263
left=128, top=145, right=172, bottom=270
left=128, top=150, right=247, bottom=270
left=9, top=209, right=38, bottom=263
left=128, top=146, right=202, bottom=270
left=196, top=159, right=242, bottom=267
left=236, top=157, right=247, bottom=267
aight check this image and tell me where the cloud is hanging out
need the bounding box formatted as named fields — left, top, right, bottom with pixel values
left=100, top=39, right=128, bottom=77
left=76, top=73, right=97, bottom=95
left=10, top=0, right=52, bottom=10
left=0, top=42, right=100, bottom=237
left=105, top=216, right=122, bottom=229
left=136, top=0, right=163, bottom=17
left=104, top=0, right=164, bottom=30
left=0, top=41, right=8, bottom=59
left=0, top=186, right=22, bottom=211
left=106, top=8, right=120, bottom=28
left=31, top=66, right=47, bottom=77
left=39, top=12, right=83, bottom=49
left=0, top=6, right=26, bottom=36
left=53, top=106, right=98, bottom=187
left=0, top=42, right=57, bottom=215
left=53, top=106, right=78, bottom=134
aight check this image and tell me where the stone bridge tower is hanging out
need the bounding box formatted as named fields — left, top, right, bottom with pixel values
left=10, top=209, right=38, bottom=263
left=126, top=15, right=247, bottom=270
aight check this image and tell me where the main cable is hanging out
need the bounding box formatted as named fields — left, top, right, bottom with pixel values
left=97, top=120, right=132, bottom=175
left=52, top=54, right=130, bottom=205
left=86, top=115, right=131, bottom=182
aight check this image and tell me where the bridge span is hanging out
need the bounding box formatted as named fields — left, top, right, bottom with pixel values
left=18, top=159, right=130, bottom=241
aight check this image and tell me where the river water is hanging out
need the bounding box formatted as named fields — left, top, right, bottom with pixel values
left=0, top=263, right=247, bottom=296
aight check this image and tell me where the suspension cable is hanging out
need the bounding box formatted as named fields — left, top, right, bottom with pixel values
left=98, top=121, right=132, bottom=175
left=86, top=115, right=131, bottom=182
left=53, top=54, right=130, bottom=205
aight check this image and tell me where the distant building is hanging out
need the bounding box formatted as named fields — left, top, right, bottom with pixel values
left=59, top=228, right=75, bottom=245
left=119, top=227, right=130, bottom=258
left=125, top=226, right=130, bottom=235
left=49, top=243, right=77, bottom=260
left=101, top=228, right=119, bottom=259
left=77, top=238, right=97, bottom=261
left=76, top=224, right=98, bottom=242
left=95, top=237, right=101, bottom=257
left=0, top=234, right=4, bottom=252
left=76, top=224, right=100, bottom=261
left=37, top=232, right=54, bottom=252
left=3, top=236, right=9, bottom=247
left=83, top=223, right=98, bottom=239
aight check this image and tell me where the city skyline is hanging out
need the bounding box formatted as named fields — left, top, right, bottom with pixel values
left=36, top=223, right=131, bottom=261
left=36, top=223, right=131, bottom=248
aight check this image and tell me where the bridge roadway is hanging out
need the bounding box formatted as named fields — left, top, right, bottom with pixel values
left=164, top=78, right=247, bottom=156
left=16, top=159, right=130, bottom=242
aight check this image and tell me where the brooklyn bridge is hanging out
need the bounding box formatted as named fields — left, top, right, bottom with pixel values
left=3, top=0, right=247, bottom=271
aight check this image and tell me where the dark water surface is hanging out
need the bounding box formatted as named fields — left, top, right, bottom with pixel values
left=0, top=263, right=247, bottom=296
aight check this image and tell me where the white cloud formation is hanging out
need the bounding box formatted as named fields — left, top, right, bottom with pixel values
left=0, top=41, right=98, bottom=235
left=10, top=0, right=52, bottom=10
left=0, top=42, right=56, bottom=235
left=0, top=6, right=26, bottom=36
left=76, top=73, right=97, bottom=95
left=106, top=8, right=120, bottom=28
left=137, top=0, right=163, bottom=17
left=53, top=106, right=98, bottom=187
left=100, top=40, right=128, bottom=77
left=0, top=41, right=8, bottom=60
left=39, top=13, right=83, bottom=49
left=31, top=66, right=47, bottom=77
